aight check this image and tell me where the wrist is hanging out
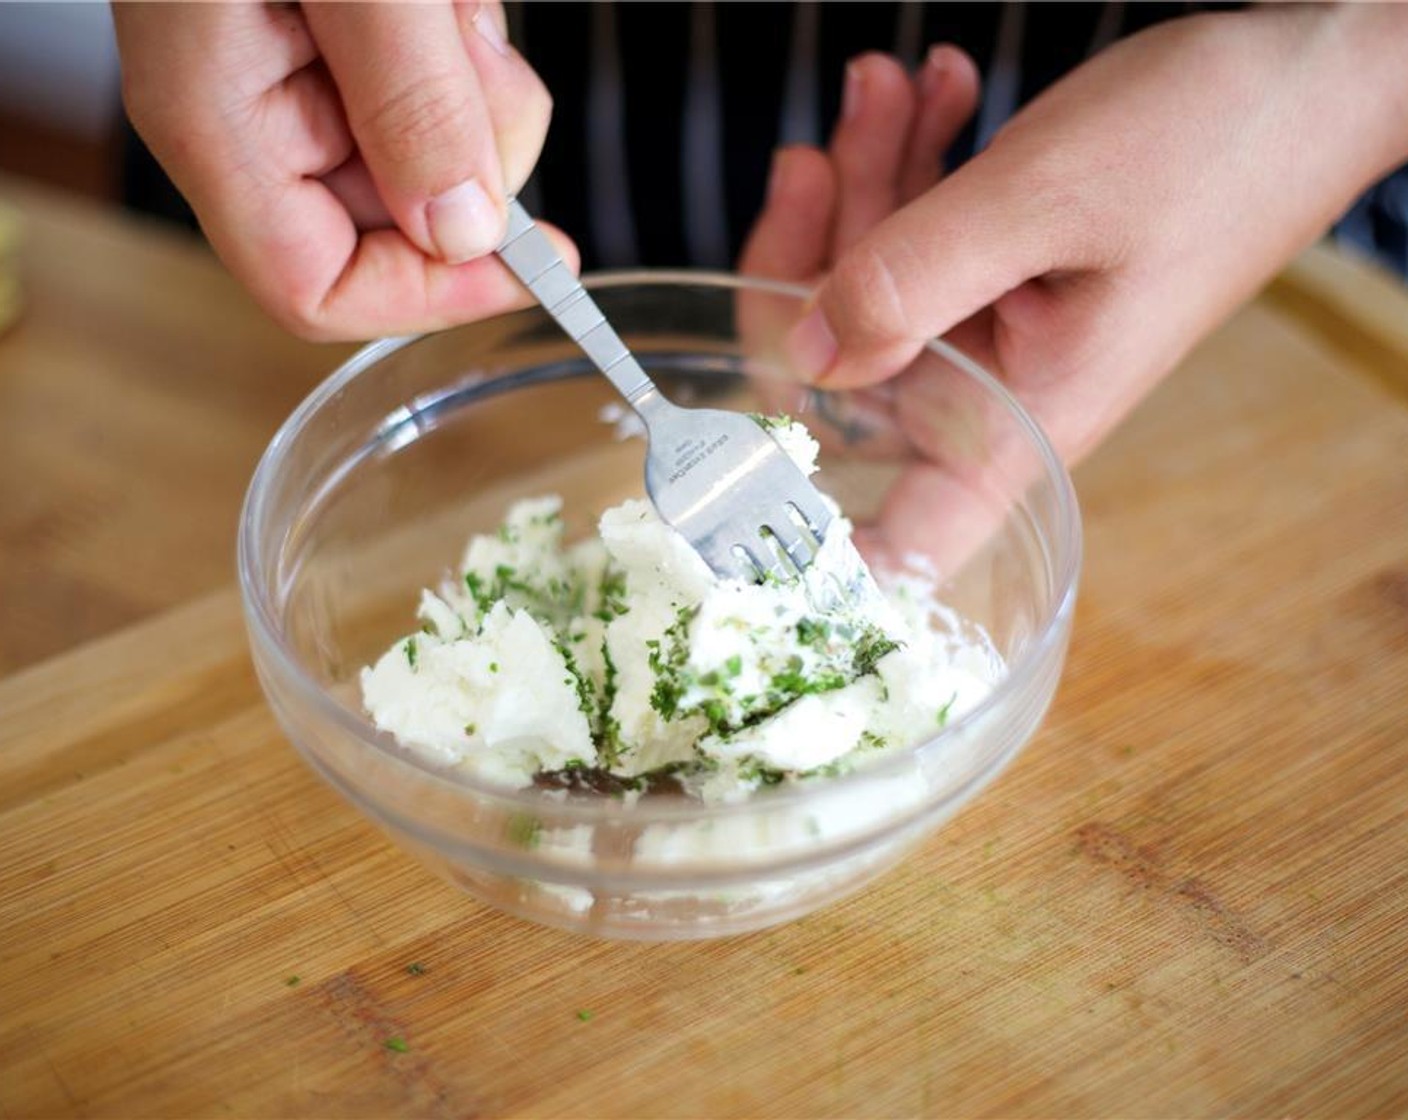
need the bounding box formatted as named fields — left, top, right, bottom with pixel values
left=1298, top=3, right=1408, bottom=182
left=1204, top=1, right=1408, bottom=253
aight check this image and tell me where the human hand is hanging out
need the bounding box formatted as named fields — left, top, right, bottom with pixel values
left=741, top=47, right=981, bottom=291
left=113, top=2, right=574, bottom=341
left=738, top=46, right=1004, bottom=574
left=737, top=44, right=977, bottom=410
left=749, top=6, right=1408, bottom=466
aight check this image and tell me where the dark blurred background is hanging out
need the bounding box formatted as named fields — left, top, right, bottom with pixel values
left=0, top=4, right=122, bottom=201
left=2, top=2, right=1403, bottom=278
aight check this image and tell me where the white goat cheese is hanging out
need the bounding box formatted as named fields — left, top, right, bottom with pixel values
left=361, top=418, right=1001, bottom=799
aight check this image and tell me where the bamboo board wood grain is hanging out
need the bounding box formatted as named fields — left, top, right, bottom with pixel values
left=0, top=177, right=352, bottom=674
left=2, top=262, right=1407, bottom=1115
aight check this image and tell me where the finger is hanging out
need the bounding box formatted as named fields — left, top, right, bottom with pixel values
left=941, top=307, right=1000, bottom=377
left=259, top=62, right=355, bottom=181
left=321, top=154, right=395, bottom=231
left=898, top=44, right=982, bottom=203
left=452, top=1, right=554, bottom=191
left=738, top=146, right=837, bottom=281
left=116, top=1, right=324, bottom=200
left=115, top=2, right=317, bottom=117
left=458, top=0, right=509, bottom=43
left=213, top=3, right=318, bottom=100
left=205, top=160, right=577, bottom=342
left=304, top=2, right=508, bottom=264
left=829, top=53, right=917, bottom=255
left=308, top=220, right=580, bottom=341
left=736, top=146, right=837, bottom=408
left=988, top=272, right=1176, bottom=465
left=782, top=144, right=1086, bottom=389
left=871, top=458, right=1012, bottom=581
left=150, top=59, right=355, bottom=193
left=868, top=344, right=1050, bottom=579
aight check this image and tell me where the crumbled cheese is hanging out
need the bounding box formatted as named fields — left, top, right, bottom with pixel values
left=360, top=417, right=1002, bottom=800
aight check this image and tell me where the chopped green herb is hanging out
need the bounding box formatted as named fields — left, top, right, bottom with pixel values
left=853, top=626, right=902, bottom=676
left=576, top=1009, right=594, bottom=1022
left=598, top=638, right=623, bottom=765
left=757, top=564, right=786, bottom=587
left=464, top=723, right=477, bottom=736
left=796, top=618, right=831, bottom=649
left=769, top=655, right=847, bottom=700
left=285, top=975, right=301, bottom=987
left=489, top=661, right=499, bottom=673
left=699, top=697, right=729, bottom=735
left=404, top=637, right=418, bottom=670
left=384, top=1037, right=410, bottom=1053
left=406, top=962, right=427, bottom=976
left=936, top=692, right=957, bottom=727
left=465, top=562, right=584, bottom=628
left=748, top=412, right=795, bottom=431
left=642, top=756, right=719, bottom=787
left=724, top=654, right=743, bottom=677
left=593, top=566, right=630, bottom=622
left=464, top=570, right=491, bottom=613
left=858, top=730, right=888, bottom=751
left=553, top=637, right=599, bottom=724
left=648, top=606, right=698, bottom=720
left=737, top=756, right=787, bottom=786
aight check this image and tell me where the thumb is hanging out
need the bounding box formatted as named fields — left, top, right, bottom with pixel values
left=784, top=148, right=1064, bottom=388
left=305, top=3, right=512, bottom=264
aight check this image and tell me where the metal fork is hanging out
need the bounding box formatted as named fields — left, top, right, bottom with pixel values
left=495, top=199, right=833, bottom=583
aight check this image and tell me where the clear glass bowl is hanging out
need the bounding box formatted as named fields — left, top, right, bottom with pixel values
left=238, top=273, right=1081, bottom=941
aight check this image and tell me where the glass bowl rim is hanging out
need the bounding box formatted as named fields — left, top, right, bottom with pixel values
left=237, top=269, right=1082, bottom=823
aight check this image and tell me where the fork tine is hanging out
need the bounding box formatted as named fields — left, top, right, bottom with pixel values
left=695, top=534, right=755, bottom=582
left=759, top=517, right=816, bottom=576
left=731, top=540, right=774, bottom=583
left=784, top=494, right=831, bottom=544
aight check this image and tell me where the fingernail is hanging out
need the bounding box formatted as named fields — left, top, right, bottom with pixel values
left=471, top=4, right=511, bottom=58
left=842, top=62, right=863, bottom=122
left=921, top=46, right=948, bottom=99
left=786, top=306, right=839, bottom=383
left=427, top=178, right=504, bottom=263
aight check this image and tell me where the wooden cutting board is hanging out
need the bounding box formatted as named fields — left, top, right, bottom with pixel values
left=2, top=239, right=1408, bottom=1113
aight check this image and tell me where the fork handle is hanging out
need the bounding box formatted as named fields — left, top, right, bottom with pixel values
left=496, top=200, right=661, bottom=412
